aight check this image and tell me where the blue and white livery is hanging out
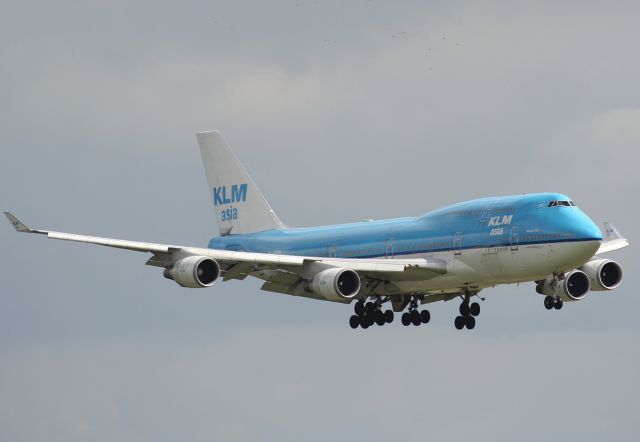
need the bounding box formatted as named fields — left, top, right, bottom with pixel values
left=5, top=131, right=629, bottom=330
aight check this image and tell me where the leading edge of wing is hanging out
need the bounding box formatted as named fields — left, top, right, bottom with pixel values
left=4, top=212, right=447, bottom=275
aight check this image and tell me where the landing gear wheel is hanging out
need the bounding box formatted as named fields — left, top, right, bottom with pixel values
left=384, top=310, right=394, bottom=323
left=410, top=310, right=422, bottom=326
left=544, top=296, right=554, bottom=310
left=465, top=315, right=476, bottom=330
left=554, top=298, right=564, bottom=310
left=361, top=320, right=370, bottom=329
left=459, top=302, right=470, bottom=317
left=367, top=315, right=377, bottom=327
left=354, top=300, right=365, bottom=316
left=375, top=310, right=386, bottom=326
left=349, top=315, right=360, bottom=329
left=401, top=312, right=411, bottom=326
left=420, top=310, right=431, bottom=324
left=365, top=302, right=376, bottom=313
left=454, top=316, right=465, bottom=330
left=470, top=302, right=480, bottom=317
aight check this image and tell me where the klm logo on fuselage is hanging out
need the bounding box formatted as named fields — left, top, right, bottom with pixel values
left=487, top=215, right=513, bottom=227
left=213, top=184, right=248, bottom=206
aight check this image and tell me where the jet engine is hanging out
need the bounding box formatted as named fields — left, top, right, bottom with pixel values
left=163, top=256, right=220, bottom=288
left=307, top=268, right=361, bottom=301
left=580, top=258, right=623, bottom=291
left=536, top=270, right=590, bottom=301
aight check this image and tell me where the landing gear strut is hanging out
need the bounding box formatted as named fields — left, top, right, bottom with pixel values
left=454, top=292, right=481, bottom=330
left=400, top=296, right=430, bottom=327
left=541, top=274, right=564, bottom=311
left=349, top=297, right=394, bottom=329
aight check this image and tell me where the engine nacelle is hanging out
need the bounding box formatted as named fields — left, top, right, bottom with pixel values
left=307, top=268, right=361, bottom=301
left=536, top=270, right=590, bottom=301
left=163, top=256, right=220, bottom=288
left=580, top=258, right=623, bottom=291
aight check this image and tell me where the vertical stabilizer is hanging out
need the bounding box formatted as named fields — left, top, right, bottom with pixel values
left=197, top=131, right=287, bottom=236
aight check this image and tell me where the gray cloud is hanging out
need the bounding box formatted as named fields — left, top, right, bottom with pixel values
left=1, top=327, right=639, bottom=442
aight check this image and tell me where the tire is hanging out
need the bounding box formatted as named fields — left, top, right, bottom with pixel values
left=349, top=315, right=360, bottom=329
left=459, top=302, right=470, bottom=316
left=454, top=316, right=465, bottom=330
left=411, top=310, right=421, bottom=326
left=384, top=310, right=394, bottom=323
left=420, top=310, right=430, bottom=324
left=365, top=302, right=376, bottom=312
left=365, top=315, right=376, bottom=327
left=401, top=312, right=411, bottom=326
left=375, top=311, right=386, bottom=326
left=554, top=298, right=564, bottom=310
left=544, top=296, right=554, bottom=310
left=470, top=302, right=480, bottom=317
left=354, top=300, right=365, bottom=316
left=465, top=315, right=476, bottom=330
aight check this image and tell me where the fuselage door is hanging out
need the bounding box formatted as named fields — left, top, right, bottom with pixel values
left=328, top=244, right=337, bottom=258
left=480, top=206, right=492, bottom=224
left=453, top=232, right=463, bottom=255
left=386, top=238, right=394, bottom=258
left=510, top=226, right=519, bottom=251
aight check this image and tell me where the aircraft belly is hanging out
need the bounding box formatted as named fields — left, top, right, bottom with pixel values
left=384, top=240, right=600, bottom=294
left=545, top=240, right=600, bottom=273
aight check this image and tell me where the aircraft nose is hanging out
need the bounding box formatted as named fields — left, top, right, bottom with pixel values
left=574, top=212, right=603, bottom=241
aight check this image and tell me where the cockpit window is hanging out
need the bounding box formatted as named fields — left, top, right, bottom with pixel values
left=548, top=200, right=575, bottom=207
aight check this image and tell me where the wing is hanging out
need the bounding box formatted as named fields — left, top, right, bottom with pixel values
left=596, top=222, right=629, bottom=255
left=4, top=212, right=447, bottom=302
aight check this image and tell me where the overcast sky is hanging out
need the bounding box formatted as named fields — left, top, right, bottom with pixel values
left=1, top=1, right=639, bottom=441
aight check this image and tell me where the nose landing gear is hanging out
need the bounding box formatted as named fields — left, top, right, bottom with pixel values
left=543, top=295, right=563, bottom=310
left=539, top=274, right=564, bottom=311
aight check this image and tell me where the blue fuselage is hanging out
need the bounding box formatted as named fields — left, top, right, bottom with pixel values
left=207, top=193, right=603, bottom=258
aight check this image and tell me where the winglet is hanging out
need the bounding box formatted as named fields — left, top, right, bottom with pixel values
left=596, top=222, right=629, bottom=254
left=3, top=212, right=42, bottom=233
left=603, top=222, right=623, bottom=241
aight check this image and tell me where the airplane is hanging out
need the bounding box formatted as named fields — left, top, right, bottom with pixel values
left=5, top=131, right=630, bottom=330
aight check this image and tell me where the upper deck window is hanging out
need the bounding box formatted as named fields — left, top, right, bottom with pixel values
left=548, top=200, right=575, bottom=207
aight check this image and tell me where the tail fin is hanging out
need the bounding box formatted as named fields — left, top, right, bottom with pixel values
left=197, top=131, right=287, bottom=236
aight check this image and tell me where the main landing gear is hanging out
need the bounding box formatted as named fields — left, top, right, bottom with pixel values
left=544, top=295, right=563, bottom=310
left=454, top=293, right=481, bottom=330
left=400, top=297, right=430, bottom=327
left=349, top=298, right=394, bottom=329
